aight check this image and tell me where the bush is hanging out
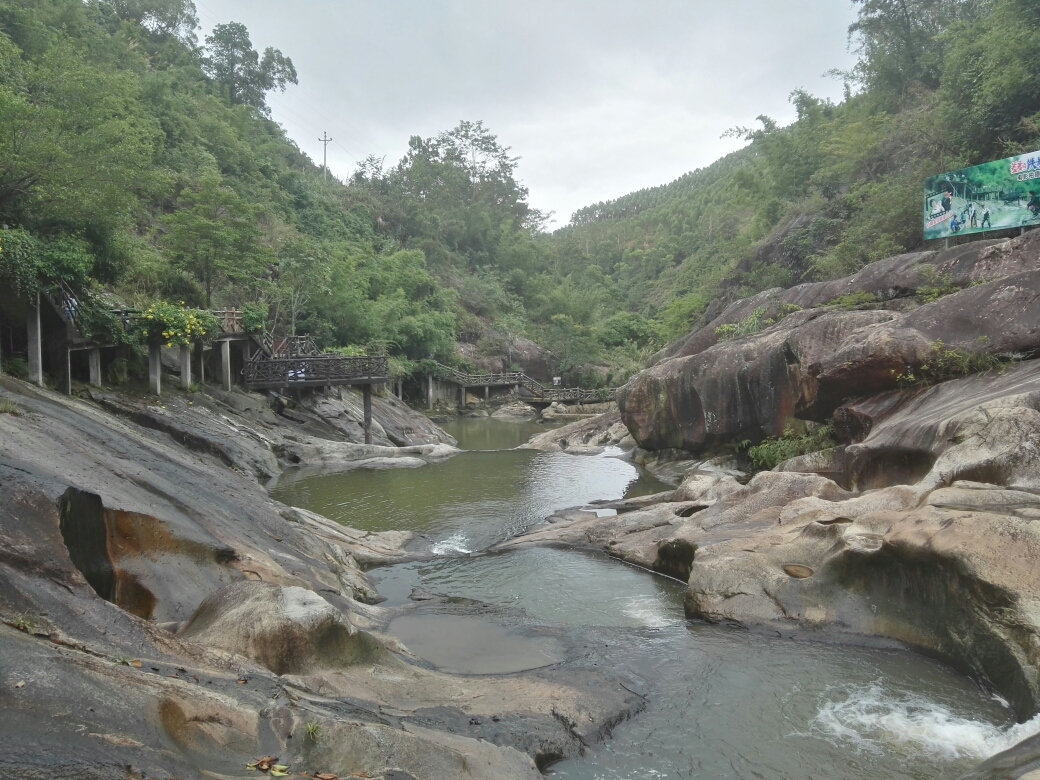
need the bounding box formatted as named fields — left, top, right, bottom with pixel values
left=138, top=302, right=219, bottom=346
left=239, top=301, right=269, bottom=334
left=895, top=340, right=1020, bottom=387
left=745, top=423, right=836, bottom=471
left=715, top=308, right=773, bottom=341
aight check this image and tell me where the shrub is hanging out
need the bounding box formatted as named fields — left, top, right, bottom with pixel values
left=915, top=270, right=960, bottom=304
left=745, top=423, right=835, bottom=471
left=239, top=301, right=269, bottom=334
left=715, top=308, right=773, bottom=342
left=0, top=399, right=22, bottom=415
left=138, top=302, right=219, bottom=347
left=895, top=340, right=1021, bottom=387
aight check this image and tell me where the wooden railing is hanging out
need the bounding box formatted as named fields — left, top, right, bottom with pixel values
left=430, top=362, right=615, bottom=402
left=243, top=353, right=388, bottom=389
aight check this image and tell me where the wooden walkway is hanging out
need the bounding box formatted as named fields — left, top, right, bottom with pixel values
left=429, top=362, right=615, bottom=404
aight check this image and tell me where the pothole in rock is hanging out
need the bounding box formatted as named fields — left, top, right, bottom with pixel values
left=782, top=564, right=814, bottom=579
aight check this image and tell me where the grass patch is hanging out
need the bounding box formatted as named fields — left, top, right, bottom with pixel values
left=715, top=308, right=774, bottom=342
left=743, top=423, right=835, bottom=471
left=0, top=399, right=22, bottom=416
left=825, top=291, right=878, bottom=310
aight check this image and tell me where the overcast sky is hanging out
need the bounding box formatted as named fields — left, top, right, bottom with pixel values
left=193, top=1, right=860, bottom=226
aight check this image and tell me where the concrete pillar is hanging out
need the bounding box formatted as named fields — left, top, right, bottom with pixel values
left=26, top=292, right=42, bottom=386
left=148, top=343, right=162, bottom=396
left=514, top=383, right=520, bottom=395
left=179, top=344, right=192, bottom=389
left=484, top=385, right=489, bottom=399
left=88, top=347, right=101, bottom=387
left=363, top=384, right=373, bottom=445
left=220, top=340, right=232, bottom=391
left=64, top=347, right=72, bottom=395
left=427, top=374, right=433, bottom=410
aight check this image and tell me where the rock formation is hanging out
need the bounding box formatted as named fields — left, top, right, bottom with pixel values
left=511, top=231, right=1040, bottom=749
left=0, top=376, right=638, bottom=779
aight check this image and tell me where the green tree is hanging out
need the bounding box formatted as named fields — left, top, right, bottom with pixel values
left=203, top=22, right=297, bottom=112
left=847, top=0, right=982, bottom=99
left=158, top=174, right=267, bottom=307
left=0, top=33, right=159, bottom=247
left=272, top=236, right=330, bottom=336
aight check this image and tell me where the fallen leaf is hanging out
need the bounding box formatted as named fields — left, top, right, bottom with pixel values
left=237, top=678, right=248, bottom=684
left=130, top=659, right=142, bottom=668
left=14, top=681, right=24, bottom=689
left=315, top=773, right=338, bottom=780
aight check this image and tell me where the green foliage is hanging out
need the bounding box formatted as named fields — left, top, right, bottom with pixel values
left=746, top=423, right=836, bottom=471
left=76, top=299, right=140, bottom=346
left=915, top=269, right=959, bottom=303
left=895, top=339, right=1020, bottom=386
left=239, top=301, right=268, bottom=334
left=203, top=22, right=297, bottom=113
left=2, top=356, right=28, bottom=379
left=2, top=0, right=1037, bottom=391
left=139, top=301, right=218, bottom=346
left=714, top=308, right=774, bottom=342
left=825, top=291, right=879, bottom=310
left=0, top=228, right=42, bottom=293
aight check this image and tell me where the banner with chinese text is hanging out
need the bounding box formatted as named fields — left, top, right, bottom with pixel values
left=923, top=150, right=1040, bottom=240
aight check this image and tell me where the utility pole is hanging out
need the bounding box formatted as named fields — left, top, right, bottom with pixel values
left=318, top=132, right=332, bottom=180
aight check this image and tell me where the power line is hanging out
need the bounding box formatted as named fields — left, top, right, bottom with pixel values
left=193, top=0, right=374, bottom=167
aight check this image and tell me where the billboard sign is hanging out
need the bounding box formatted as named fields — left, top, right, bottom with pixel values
left=923, top=150, right=1040, bottom=240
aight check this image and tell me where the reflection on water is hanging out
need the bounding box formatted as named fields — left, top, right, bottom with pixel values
left=271, top=419, right=1035, bottom=780
left=439, top=416, right=558, bottom=450
left=271, top=449, right=671, bottom=551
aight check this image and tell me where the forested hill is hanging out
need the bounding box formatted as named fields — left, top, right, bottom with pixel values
left=1, top=0, right=1039, bottom=389
left=547, top=0, right=1040, bottom=346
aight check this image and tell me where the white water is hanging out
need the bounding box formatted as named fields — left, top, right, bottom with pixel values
left=429, top=531, right=472, bottom=555
left=810, top=682, right=1040, bottom=761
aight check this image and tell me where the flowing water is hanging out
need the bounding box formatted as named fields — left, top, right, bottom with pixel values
left=271, top=418, right=1040, bottom=779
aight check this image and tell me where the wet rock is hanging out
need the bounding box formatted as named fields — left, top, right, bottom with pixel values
left=958, top=732, right=1040, bottom=779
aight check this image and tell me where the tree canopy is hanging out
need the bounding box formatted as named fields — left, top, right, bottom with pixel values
left=1, top=0, right=1038, bottom=386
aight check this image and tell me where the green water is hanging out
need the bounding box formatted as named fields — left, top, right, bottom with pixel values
left=270, top=420, right=1038, bottom=780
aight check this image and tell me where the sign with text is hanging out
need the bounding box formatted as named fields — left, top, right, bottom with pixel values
left=923, top=150, right=1040, bottom=240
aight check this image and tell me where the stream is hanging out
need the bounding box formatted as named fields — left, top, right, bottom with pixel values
left=271, top=418, right=1039, bottom=779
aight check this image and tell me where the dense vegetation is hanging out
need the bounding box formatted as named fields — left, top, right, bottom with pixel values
left=1, top=0, right=1038, bottom=387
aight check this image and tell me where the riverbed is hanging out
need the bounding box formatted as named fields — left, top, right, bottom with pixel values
left=271, top=418, right=1038, bottom=779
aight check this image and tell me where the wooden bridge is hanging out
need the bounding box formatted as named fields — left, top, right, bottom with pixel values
left=426, top=362, right=615, bottom=408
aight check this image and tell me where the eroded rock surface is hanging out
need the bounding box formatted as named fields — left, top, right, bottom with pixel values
left=521, top=410, right=631, bottom=454
left=0, top=377, right=641, bottom=779
left=621, top=230, right=1040, bottom=457
left=511, top=363, right=1040, bottom=723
